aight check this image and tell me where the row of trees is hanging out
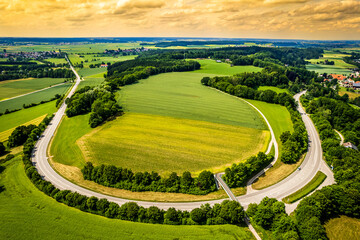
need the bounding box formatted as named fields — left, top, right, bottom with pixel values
left=223, top=152, right=273, bottom=188
left=202, top=76, right=308, bottom=165
left=65, top=86, right=122, bottom=128
left=20, top=118, right=246, bottom=226
left=82, top=162, right=217, bottom=195
left=106, top=58, right=200, bottom=87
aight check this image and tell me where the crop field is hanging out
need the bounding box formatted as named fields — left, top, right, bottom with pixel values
left=0, top=157, right=254, bottom=240
left=306, top=51, right=355, bottom=75
left=325, top=216, right=360, bottom=240
left=0, top=78, right=67, bottom=100
left=0, top=101, right=57, bottom=141
left=258, top=86, right=291, bottom=94
left=118, top=72, right=266, bottom=129
left=78, top=113, right=269, bottom=175
left=0, top=83, right=71, bottom=113
left=192, top=59, right=262, bottom=75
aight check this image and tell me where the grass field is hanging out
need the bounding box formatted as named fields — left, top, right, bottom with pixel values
left=0, top=83, right=72, bottom=113
left=78, top=113, right=269, bottom=175
left=282, top=171, right=326, bottom=203
left=0, top=78, right=67, bottom=100
left=306, top=51, right=356, bottom=75
left=258, top=86, right=290, bottom=94
left=46, top=58, right=68, bottom=64
left=118, top=72, right=266, bottom=129
left=338, top=87, right=360, bottom=99
left=325, top=216, right=360, bottom=240
left=0, top=100, right=56, bottom=132
left=78, top=67, right=107, bottom=77
left=192, top=59, right=262, bottom=75
left=0, top=156, right=255, bottom=240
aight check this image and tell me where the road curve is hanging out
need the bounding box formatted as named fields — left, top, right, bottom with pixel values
left=32, top=60, right=334, bottom=213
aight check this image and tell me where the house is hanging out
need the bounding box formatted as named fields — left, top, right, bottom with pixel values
left=330, top=74, right=347, bottom=81
left=343, top=142, right=358, bottom=150
left=100, top=64, right=108, bottom=68
left=353, top=83, right=360, bottom=90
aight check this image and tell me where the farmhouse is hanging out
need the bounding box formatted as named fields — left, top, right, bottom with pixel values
left=100, top=64, right=108, bottom=68
left=353, top=82, right=360, bottom=90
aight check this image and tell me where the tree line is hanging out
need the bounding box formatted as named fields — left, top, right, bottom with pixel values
left=82, top=162, right=217, bottom=195
left=65, top=86, right=122, bottom=128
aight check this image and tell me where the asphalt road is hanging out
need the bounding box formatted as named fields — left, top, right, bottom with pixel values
left=32, top=61, right=335, bottom=214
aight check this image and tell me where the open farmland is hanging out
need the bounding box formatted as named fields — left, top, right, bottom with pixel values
left=192, top=59, right=262, bottom=75
left=0, top=101, right=57, bottom=141
left=0, top=83, right=71, bottom=113
left=0, top=157, right=254, bottom=240
left=78, top=113, right=269, bottom=175
left=0, top=78, right=67, bottom=100
left=118, top=72, right=266, bottom=129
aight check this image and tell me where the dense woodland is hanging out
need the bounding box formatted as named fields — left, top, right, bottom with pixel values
left=82, top=162, right=217, bottom=195
left=65, top=86, right=122, bottom=128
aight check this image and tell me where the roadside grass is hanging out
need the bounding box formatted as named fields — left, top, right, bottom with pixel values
left=282, top=171, right=327, bottom=204
left=192, top=59, right=262, bottom=75
left=0, top=101, right=56, bottom=133
left=0, top=83, right=72, bottom=112
left=77, top=113, right=269, bottom=175
left=338, top=87, right=360, bottom=99
left=325, top=216, right=360, bottom=240
left=258, top=86, right=291, bottom=94
left=118, top=72, right=266, bottom=129
left=0, top=77, right=67, bottom=100
left=0, top=156, right=255, bottom=240
left=0, top=114, right=47, bottom=142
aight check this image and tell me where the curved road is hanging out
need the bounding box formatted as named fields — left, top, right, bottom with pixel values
left=32, top=61, right=334, bottom=213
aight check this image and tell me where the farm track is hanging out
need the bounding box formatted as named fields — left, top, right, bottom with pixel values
left=32, top=59, right=335, bottom=239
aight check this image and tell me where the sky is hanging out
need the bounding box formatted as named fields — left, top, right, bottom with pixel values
left=0, top=0, right=359, bottom=40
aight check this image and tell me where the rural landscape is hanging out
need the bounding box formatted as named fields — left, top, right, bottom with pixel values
left=1, top=0, right=360, bottom=240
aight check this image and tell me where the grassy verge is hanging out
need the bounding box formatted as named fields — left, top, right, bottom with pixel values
left=0, top=156, right=255, bottom=240
left=325, top=216, right=360, bottom=240
left=282, top=171, right=327, bottom=204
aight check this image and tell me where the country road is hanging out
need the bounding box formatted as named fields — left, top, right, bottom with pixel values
left=32, top=60, right=335, bottom=215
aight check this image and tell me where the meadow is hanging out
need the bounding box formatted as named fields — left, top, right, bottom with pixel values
left=0, top=101, right=57, bottom=141
left=306, top=51, right=356, bottom=75
left=338, top=87, right=360, bottom=99
left=192, top=59, right=262, bottom=75
left=0, top=156, right=255, bottom=240
left=118, top=72, right=266, bottom=129
left=0, top=77, right=67, bottom=100
left=257, top=86, right=290, bottom=94
left=78, top=113, right=269, bottom=175
left=69, top=54, right=137, bottom=67
left=325, top=216, right=360, bottom=240
left=46, top=58, right=68, bottom=64
left=78, top=67, right=107, bottom=77
left=0, top=83, right=71, bottom=113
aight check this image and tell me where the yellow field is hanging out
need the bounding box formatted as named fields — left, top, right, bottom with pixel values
left=0, top=114, right=47, bottom=142
left=325, top=216, right=360, bottom=240
left=78, top=113, right=270, bottom=176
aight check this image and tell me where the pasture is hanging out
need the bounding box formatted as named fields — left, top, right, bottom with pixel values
left=0, top=101, right=57, bottom=141
left=325, top=216, right=360, bottom=240
left=118, top=72, right=266, bottom=129
left=0, top=78, right=67, bottom=100
left=0, top=157, right=254, bottom=240
left=306, top=51, right=356, bottom=75
left=192, top=59, right=262, bottom=75
left=78, top=113, right=269, bottom=175
left=0, top=83, right=71, bottom=113
left=258, top=86, right=290, bottom=94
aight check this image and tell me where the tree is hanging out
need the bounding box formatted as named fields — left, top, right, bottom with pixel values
left=164, top=208, right=180, bottom=225
left=0, top=142, right=6, bottom=156
left=190, top=208, right=206, bottom=224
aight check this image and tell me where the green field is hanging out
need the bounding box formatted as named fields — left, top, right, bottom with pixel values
left=325, top=216, right=360, bottom=240
left=338, top=87, right=360, bottom=99
left=78, top=67, right=107, bottom=77
left=282, top=171, right=327, bottom=203
left=0, top=78, right=67, bottom=100
left=78, top=113, right=269, bottom=175
left=0, top=156, right=254, bottom=240
left=192, top=59, right=262, bottom=75
left=258, top=86, right=290, bottom=94
left=306, top=51, right=356, bottom=75
left=46, top=58, right=68, bottom=64
left=0, top=83, right=72, bottom=113
left=118, top=72, right=266, bottom=129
